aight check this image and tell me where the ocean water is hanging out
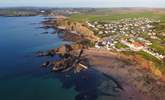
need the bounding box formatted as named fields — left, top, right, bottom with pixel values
left=0, top=16, right=121, bottom=100
left=0, top=16, right=77, bottom=100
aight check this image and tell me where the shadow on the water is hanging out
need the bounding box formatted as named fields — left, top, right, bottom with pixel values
left=1, top=68, right=123, bottom=100
left=0, top=57, right=123, bottom=100
left=40, top=67, right=123, bottom=100
left=0, top=48, right=123, bottom=98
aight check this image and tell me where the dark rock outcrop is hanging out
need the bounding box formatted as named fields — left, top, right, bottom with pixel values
left=38, top=44, right=90, bottom=73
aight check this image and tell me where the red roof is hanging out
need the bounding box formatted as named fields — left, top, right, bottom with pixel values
left=132, top=42, right=144, bottom=47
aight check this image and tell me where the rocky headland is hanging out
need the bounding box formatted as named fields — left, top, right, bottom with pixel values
left=42, top=18, right=99, bottom=41
left=38, top=17, right=165, bottom=100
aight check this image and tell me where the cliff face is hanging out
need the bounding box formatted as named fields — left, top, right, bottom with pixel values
left=54, top=19, right=99, bottom=41
left=132, top=55, right=165, bottom=81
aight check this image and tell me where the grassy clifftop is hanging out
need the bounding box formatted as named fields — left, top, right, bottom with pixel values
left=68, top=10, right=165, bottom=80
left=69, top=11, right=165, bottom=22
left=54, top=19, right=100, bottom=41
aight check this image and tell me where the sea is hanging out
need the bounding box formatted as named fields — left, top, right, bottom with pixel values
left=0, top=16, right=121, bottom=100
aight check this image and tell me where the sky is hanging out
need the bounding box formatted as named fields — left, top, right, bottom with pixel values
left=0, top=0, right=165, bottom=8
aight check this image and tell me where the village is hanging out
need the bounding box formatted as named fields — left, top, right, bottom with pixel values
left=87, top=18, right=165, bottom=60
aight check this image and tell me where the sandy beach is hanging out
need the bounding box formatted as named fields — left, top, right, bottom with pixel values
left=83, top=48, right=165, bottom=100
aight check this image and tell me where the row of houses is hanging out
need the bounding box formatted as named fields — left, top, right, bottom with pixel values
left=121, top=40, right=144, bottom=51
left=121, top=40, right=164, bottom=59
left=96, top=38, right=164, bottom=60
left=88, top=18, right=164, bottom=60
left=87, top=18, right=160, bottom=37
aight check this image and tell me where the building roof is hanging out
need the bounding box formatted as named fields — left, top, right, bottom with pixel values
left=132, top=42, right=144, bottom=47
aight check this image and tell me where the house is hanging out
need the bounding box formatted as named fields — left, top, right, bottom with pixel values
left=121, top=40, right=144, bottom=51
left=132, top=42, right=144, bottom=50
left=86, top=21, right=95, bottom=28
left=98, top=31, right=104, bottom=35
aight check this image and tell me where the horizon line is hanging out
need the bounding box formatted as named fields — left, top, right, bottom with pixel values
left=0, top=6, right=165, bottom=9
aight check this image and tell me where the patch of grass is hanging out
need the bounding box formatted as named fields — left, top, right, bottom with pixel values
left=69, top=12, right=165, bottom=22
left=138, top=51, right=165, bottom=73
left=140, top=32, right=150, bottom=39
left=122, top=51, right=165, bottom=73
left=149, top=39, right=165, bottom=55
left=138, top=51, right=161, bottom=63
left=115, top=42, right=128, bottom=49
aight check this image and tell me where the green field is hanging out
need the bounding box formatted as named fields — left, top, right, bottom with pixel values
left=69, top=12, right=165, bottom=22
left=149, top=39, right=165, bottom=55
left=115, top=42, right=128, bottom=49
left=70, top=11, right=165, bottom=51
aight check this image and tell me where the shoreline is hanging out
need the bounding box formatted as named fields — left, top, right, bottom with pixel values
left=39, top=17, right=165, bottom=100
left=37, top=44, right=165, bottom=100
left=82, top=48, right=165, bottom=100
left=42, top=17, right=165, bottom=79
left=0, top=14, right=164, bottom=100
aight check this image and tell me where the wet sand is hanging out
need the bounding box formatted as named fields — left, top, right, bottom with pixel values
left=41, top=18, right=165, bottom=100
left=83, top=48, right=165, bottom=100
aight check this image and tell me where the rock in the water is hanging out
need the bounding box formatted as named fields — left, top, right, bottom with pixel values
left=38, top=44, right=89, bottom=73
left=41, top=61, right=50, bottom=67
left=36, top=51, right=48, bottom=57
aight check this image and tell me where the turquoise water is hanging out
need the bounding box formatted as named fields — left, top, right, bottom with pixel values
left=0, top=16, right=121, bottom=100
